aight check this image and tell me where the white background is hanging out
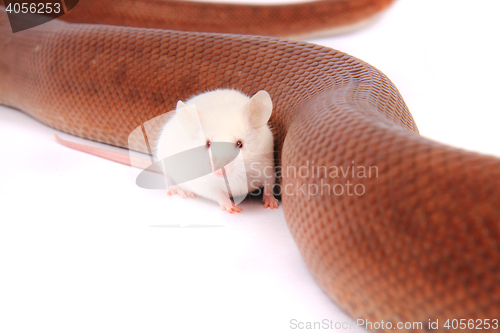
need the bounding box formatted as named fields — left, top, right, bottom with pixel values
left=1, top=1, right=499, bottom=332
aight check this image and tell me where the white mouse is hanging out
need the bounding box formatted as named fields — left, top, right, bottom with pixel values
left=155, top=89, right=279, bottom=213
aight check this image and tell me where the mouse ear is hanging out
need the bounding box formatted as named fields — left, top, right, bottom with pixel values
left=247, top=90, right=273, bottom=129
left=176, top=101, right=202, bottom=136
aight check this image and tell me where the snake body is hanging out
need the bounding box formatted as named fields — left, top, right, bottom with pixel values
left=1, top=1, right=499, bottom=331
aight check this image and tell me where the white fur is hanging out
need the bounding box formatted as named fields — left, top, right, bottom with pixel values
left=156, top=89, right=276, bottom=209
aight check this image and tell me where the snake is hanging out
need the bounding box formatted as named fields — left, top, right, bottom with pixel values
left=1, top=0, right=499, bottom=331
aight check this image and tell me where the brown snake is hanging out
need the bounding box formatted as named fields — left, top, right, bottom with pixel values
left=1, top=0, right=499, bottom=331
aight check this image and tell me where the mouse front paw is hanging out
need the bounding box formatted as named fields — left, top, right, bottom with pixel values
left=219, top=201, right=242, bottom=214
left=263, top=194, right=279, bottom=209
left=166, top=186, right=196, bottom=199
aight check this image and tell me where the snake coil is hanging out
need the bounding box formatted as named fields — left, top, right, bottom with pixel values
left=1, top=1, right=499, bottom=331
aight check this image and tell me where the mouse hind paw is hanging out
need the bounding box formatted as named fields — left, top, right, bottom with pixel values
left=263, top=194, right=279, bottom=209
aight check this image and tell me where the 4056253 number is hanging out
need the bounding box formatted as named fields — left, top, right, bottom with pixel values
left=444, top=319, right=499, bottom=330
left=5, top=2, right=61, bottom=14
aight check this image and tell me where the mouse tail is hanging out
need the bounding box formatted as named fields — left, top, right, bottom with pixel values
left=54, top=134, right=155, bottom=171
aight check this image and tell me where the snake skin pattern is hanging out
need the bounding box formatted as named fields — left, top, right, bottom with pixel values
left=1, top=1, right=499, bottom=331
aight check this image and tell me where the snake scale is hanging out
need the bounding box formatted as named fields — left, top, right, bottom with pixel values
left=1, top=0, right=499, bottom=331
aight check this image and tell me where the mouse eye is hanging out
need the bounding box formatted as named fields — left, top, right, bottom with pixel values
left=206, top=140, right=211, bottom=148
left=236, top=140, right=243, bottom=149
